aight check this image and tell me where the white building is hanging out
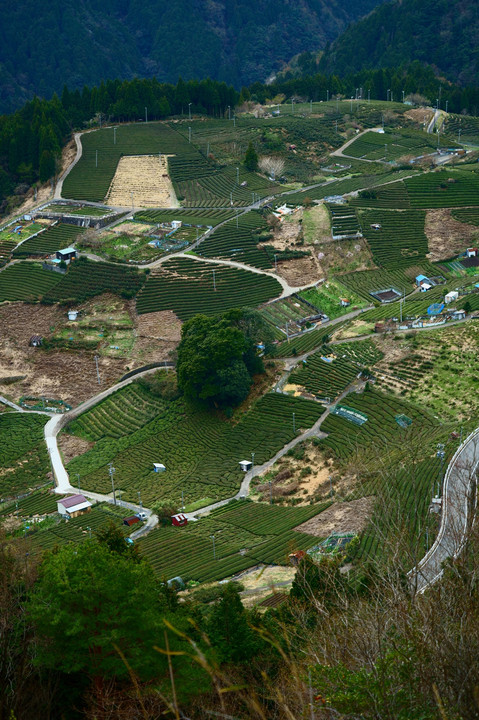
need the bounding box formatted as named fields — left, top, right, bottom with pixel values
left=57, top=494, right=92, bottom=518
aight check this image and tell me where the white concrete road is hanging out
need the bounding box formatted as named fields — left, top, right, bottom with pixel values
left=411, top=430, right=479, bottom=593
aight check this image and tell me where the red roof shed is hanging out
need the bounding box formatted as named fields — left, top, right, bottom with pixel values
left=123, top=515, right=140, bottom=527
left=171, top=513, right=188, bottom=527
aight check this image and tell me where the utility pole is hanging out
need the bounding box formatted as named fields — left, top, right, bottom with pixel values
left=445, top=100, right=448, bottom=113
left=211, top=535, right=216, bottom=560
left=77, top=473, right=81, bottom=493
left=236, top=166, right=239, bottom=184
left=113, top=126, right=117, bottom=144
left=274, top=253, right=277, bottom=273
left=213, top=269, right=216, bottom=291
left=251, top=452, right=255, bottom=476
left=138, top=491, right=142, bottom=509
left=95, top=150, right=98, bottom=168
left=269, top=479, right=272, bottom=505
left=227, top=105, right=231, bottom=120
left=188, top=126, right=191, bottom=143
left=329, top=475, right=333, bottom=497
left=145, top=106, right=148, bottom=123
left=293, top=412, right=296, bottom=433
left=94, top=355, right=101, bottom=384
left=402, top=90, right=405, bottom=103
left=87, top=526, right=92, bottom=539
left=188, top=103, right=192, bottom=120
left=108, top=463, right=116, bottom=505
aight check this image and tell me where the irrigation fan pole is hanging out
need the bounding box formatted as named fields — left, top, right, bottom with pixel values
left=213, top=269, right=216, bottom=291
left=94, top=355, right=101, bottom=384
left=95, top=150, right=98, bottom=168
left=211, top=534, right=216, bottom=560
left=108, top=463, right=116, bottom=505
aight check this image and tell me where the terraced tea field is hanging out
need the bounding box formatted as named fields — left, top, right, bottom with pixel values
left=136, top=257, right=281, bottom=318
left=343, top=129, right=439, bottom=162
left=139, top=501, right=329, bottom=582
left=177, top=165, right=279, bottom=207
left=42, top=258, right=145, bottom=304
left=62, top=122, right=214, bottom=202
left=134, top=208, right=236, bottom=227
left=289, top=352, right=359, bottom=400
left=66, top=388, right=325, bottom=507
left=197, top=211, right=272, bottom=269
left=0, top=262, right=63, bottom=301
left=0, top=414, right=50, bottom=498
left=359, top=209, right=428, bottom=268
left=405, top=170, right=479, bottom=208
left=351, top=181, right=411, bottom=209
left=13, top=223, right=85, bottom=258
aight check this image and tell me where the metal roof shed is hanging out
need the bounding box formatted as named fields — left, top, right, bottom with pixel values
left=153, top=463, right=166, bottom=473
left=239, top=460, right=252, bottom=472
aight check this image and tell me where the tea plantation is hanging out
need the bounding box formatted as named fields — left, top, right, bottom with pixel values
left=0, top=414, right=50, bottom=497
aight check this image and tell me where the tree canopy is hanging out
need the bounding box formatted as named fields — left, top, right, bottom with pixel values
left=176, top=308, right=270, bottom=409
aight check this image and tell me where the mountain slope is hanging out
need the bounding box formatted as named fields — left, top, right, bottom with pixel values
left=320, top=0, right=479, bottom=85
left=0, top=0, right=385, bottom=113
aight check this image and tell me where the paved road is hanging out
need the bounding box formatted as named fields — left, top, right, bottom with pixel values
left=411, top=430, right=479, bottom=593
left=44, top=365, right=171, bottom=494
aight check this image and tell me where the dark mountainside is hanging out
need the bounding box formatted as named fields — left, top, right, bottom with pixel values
left=320, top=0, right=479, bottom=86
left=0, top=0, right=385, bottom=113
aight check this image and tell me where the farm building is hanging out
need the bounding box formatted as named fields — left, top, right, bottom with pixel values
left=123, top=515, right=140, bottom=527
left=56, top=247, right=77, bottom=263
left=239, top=460, right=252, bottom=472
left=57, top=494, right=92, bottom=518
left=466, top=248, right=478, bottom=258
left=171, top=513, right=188, bottom=527
left=288, top=550, right=306, bottom=566
left=416, top=275, right=432, bottom=292
left=68, top=310, right=78, bottom=321
left=153, top=463, right=166, bottom=473
left=452, top=309, right=466, bottom=320
left=445, top=291, right=459, bottom=304
left=29, top=335, right=43, bottom=347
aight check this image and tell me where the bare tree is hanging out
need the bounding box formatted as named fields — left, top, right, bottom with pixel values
left=259, top=156, right=285, bottom=181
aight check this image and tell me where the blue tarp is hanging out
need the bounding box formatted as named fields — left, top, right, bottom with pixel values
left=427, top=303, right=445, bottom=316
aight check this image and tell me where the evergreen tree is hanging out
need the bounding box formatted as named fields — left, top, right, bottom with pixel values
left=244, top=141, right=258, bottom=172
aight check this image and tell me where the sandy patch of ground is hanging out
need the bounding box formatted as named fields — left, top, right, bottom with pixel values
left=404, top=107, right=435, bottom=128
left=106, top=155, right=179, bottom=208
left=283, top=383, right=303, bottom=396
left=58, top=433, right=95, bottom=464
left=425, top=208, right=478, bottom=261
left=295, top=496, right=375, bottom=537
left=135, top=309, right=182, bottom=342
left=113, top=221, right=153, bottom=234
left=275, top=254, right=322, bottom=286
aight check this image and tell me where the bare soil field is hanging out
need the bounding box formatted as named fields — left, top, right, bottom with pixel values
left=106, top=155, right=179, bottom=208
left=425, top=208, right=478, bottom=261
left=295, top=496, right=375, bottom=537
left=261, top=213, right=323, bottom=286
left=58, top=433, right=95, bottom=464
left=404, top=107, right=435, bottom=127
left=0, top=297, right=180, bottom=406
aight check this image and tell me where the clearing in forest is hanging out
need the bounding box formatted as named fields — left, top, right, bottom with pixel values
left=106, top=155, right=179, bottom=208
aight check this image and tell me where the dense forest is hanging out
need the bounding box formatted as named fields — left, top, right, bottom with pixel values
left=319, top=0, right=479, bottom=85
left=0, top=0, right=386, bottom=113
left=3, top=523, right=479, bottom=719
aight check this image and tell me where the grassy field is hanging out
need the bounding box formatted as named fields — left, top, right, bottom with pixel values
left=135, top=257, right=281, bottom=318
left=299, top=280, right=368, bottom=319
left=65, top=382, right=325, bottom=507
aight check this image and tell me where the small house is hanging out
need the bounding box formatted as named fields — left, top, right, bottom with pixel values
left=68, top=310, right=78, bottom=321
left=416, top=274, right=431, bottom=291
left=452, top=309, right=466, bottom=320
left=123, top=515, right=140, bottom=527
left=445, top=291, right=459, bottom=304
left=171, top=220, right=182, bottom=230
left=466, top=247, right=478, bottom=258
left=153, top=463, right=166, bottom=473
left=56, top=247, right=77, bottom=263
left=171, top=513, right=188, bottom=527
left=57, top=494, right=92, bottom=518
left=340, top=298, right=350, bottom=307
left=239, top=460, right=252, bottom=472
left=29, top=335, right=43, bottom=347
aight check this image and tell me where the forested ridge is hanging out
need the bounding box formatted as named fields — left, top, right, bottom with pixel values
left=319, top=0, right=479, bottom=85
left=0, top=0, right=385, bottom=113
